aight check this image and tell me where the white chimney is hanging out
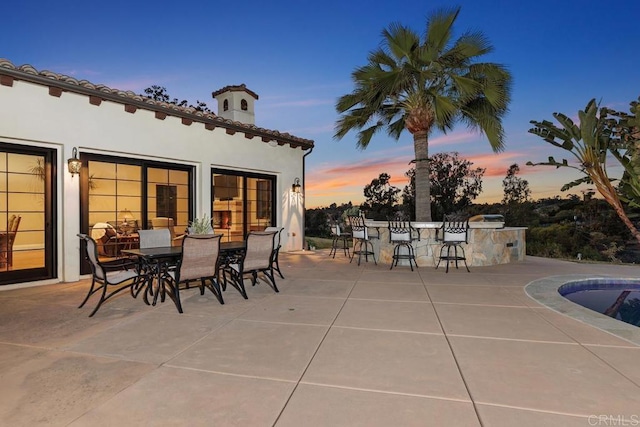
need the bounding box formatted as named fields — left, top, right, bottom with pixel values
left=212, top=84, right=259, bottom=124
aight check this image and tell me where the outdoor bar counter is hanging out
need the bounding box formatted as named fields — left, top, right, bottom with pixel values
left=363, top=217, right=526, bottom=267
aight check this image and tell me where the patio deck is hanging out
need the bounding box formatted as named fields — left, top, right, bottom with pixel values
left=0, top=253, right=639, bottom=426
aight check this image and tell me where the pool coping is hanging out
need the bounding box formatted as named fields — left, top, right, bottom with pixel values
left=525, top=274, right=640, bottom=347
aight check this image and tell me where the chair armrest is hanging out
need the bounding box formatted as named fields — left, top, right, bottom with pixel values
left=100, top=258, right=140, bottom=271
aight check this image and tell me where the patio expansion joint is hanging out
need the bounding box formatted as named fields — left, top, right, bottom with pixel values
left=331, top=325, right=443, bottom=336
left=347, top=297, right=432, bottom=304
left=231, top=318, right=335, bottom=328
left=474, top=401, right=595, bottom=420
left=427, top=286, right=485, bottom=426
left=431, top=301, right=531, bottom=308
left=159, top=364, right=298, bottom=384
left=442, top=334, right=582, bottom=346
left=296, top=381, right=474, bottom=404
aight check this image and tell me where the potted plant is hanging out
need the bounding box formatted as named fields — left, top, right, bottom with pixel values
left=188, top=214, right=213, bottom=234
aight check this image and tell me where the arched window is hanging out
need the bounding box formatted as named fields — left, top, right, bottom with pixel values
left=223, top=99, right=229, bottom=111
left=241, top=99, right=248, bottom=111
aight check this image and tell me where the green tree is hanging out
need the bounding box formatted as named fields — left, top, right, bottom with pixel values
left=502, top=164, right=531, bottom=204
left=334, top=7, right=512, bottom=221
left=361, top=173, right=400, bottom=220
left=401, top=168, right=415, bottom=220
left=429, top=152, right=484, bottom=220
left=142, top=85, right=212, bottom=113
left=401, top=152, right=484, bottom=220
left=528, top=99, right=640, bottom=244
left=501, top=163, right=532, bottom=226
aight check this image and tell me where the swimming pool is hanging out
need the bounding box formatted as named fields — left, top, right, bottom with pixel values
left=525, top=275, right=640, bottom=346
left=559, top=280, right=640, bottom=327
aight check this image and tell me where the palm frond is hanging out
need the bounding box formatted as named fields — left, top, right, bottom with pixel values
left=425, top=7, right=460, bottom=53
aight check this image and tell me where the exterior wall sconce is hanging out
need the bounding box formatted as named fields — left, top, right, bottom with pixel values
left=68, top=147, right=82, bottom=177
left=292, top=177, right=301, bottom=193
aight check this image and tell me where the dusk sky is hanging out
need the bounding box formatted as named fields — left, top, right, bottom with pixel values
left=4, top=0, right=639, bottom=208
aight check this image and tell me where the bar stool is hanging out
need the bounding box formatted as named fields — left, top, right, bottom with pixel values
left=388, top=220, right=419, bottom=271
left=436, top=215, right=470, bottom=273
left=329, top=223, right=351, bottom=258
left=347, top=215, right=377, bottom=265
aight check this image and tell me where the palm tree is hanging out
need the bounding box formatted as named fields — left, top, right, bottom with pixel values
left=334, top=7, right=512, bottom=221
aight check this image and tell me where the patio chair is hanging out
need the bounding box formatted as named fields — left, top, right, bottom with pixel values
left=166, top=234, right=225, bottom=305
left=329, top=222, right=350, bottom=258
left=151, top=217, right=183, bottom=246
left=137, top=228, right=180, bottom=286
left=388, top=220, right=419, bottom=271
left=77, top=234, right=147, bottom=317
left=347, top=215, right=377, bottom=265
left=264, top=226, right=285, bottom=278
left=0, top=214, right=21, bottom=268
left=138, top=229, right=171, bottom=248
left=222, top=231, right=278, bottom=296
left=436, top=215, right=470, bottom=273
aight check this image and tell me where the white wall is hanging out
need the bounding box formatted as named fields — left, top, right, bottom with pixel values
left=0, top=79, right=307, bottom=284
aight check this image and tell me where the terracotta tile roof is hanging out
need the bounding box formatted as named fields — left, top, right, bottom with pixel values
left=0, top=59, right=313, bottom=149
left=212, top=84, right=259, bottom=100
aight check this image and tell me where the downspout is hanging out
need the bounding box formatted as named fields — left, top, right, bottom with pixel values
left=302, top=146, right=313, bottom=250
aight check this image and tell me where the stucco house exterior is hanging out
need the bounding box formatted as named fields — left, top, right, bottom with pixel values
left=0, top=59, right=313, bottom=288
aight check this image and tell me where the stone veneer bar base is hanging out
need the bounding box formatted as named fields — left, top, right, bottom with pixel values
left=362, top=221, right=526, bottom=267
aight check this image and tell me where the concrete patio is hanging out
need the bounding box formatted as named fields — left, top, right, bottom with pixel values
left=1, top=252, right=639, bottom=426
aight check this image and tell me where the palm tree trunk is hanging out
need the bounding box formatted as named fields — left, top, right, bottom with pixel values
left=413, top=131, right=431, bottom=221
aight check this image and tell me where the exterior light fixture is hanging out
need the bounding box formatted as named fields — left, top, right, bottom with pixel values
left=292, top=177, right=301, bottom=193
left=68, top=147, right=82, bottom=177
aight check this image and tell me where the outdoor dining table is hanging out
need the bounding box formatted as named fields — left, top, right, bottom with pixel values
left=122, top=240, right=247, bottom=313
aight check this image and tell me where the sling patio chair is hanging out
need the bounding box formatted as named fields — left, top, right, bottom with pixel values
left=165, top=234, right=225, bottom=306
left=222, top=230, right=278, bottom=296
left=77, top=233, right=147, bottom=317
left=264, top=226, right=285, bottom=278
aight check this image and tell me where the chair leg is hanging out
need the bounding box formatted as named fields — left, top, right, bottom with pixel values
left=350, top=240, right=359, bottom=264
left=330, top=236, right=338, bottom=258
left=224, top=268, right=248, bottom=299
left=368, top=241, right=377, bottom=265
left=342, top=237, right=350, bottom=257
left=409, top=244, right=417, bottom=271
left=88, top=282, right=109, bottom=317
left=273, top=253, right=285, bottom=279
left=202, top=277, right=225, bottom=304
left=79, top=277, right=99, bottom=308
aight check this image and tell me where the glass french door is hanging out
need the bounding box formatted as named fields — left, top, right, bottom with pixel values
left=0, top=142, right=56, bottom=285
left=212, top=169, right=276, bottom=242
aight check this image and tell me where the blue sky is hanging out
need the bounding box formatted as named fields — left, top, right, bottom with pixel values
left=4, top=0, right=639, bottom=208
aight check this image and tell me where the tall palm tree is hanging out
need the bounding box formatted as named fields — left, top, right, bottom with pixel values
left=334, top=7, right=512, bottom=221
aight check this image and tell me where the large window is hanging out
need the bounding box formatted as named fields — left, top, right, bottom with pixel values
left=212, top=169, right=275, bottom=242
left=0, top=143, right=56, bottom=285
left=80, top=154, right=193, bottom=273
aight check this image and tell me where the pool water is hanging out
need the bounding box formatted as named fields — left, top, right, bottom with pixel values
left=560, top=281, right=640, bottom=327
